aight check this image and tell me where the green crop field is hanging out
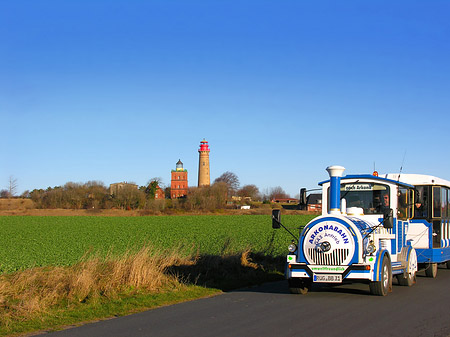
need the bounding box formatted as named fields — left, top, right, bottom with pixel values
left=0, top=214, right=316, bottom=273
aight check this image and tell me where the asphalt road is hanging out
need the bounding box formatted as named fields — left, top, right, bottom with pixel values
left=39, top=268, right=450, bottom=337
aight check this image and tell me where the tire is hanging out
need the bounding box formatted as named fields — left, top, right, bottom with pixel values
left=446, top=261, right=450, bottom=269
left=370, top=256, right=392, bottom=296
left=398, top=248, right=417, bottom=286
left=425, top=263, right=438, bottom=278
left=288, top=278, right=311, bottom=295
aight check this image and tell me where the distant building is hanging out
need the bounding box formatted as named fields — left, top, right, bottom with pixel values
left=144, top=181, right=165, bottom=199
left=109, top=182, right=138, bottom=195
left=154, top=185, right=165, bottom=199
left=271, top=198, right=298, bottom=203
left=307, top=193, right=322, bottom=212
left=171, top=159, right=188, bottom=199
left=232, top=196, right=252, bottom=202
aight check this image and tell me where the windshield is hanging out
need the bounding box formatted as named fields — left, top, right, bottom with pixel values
left=329, top=183, right=390, bottom=215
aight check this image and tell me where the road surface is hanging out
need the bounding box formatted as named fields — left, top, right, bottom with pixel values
left=39, top=268, right=450, bottom=337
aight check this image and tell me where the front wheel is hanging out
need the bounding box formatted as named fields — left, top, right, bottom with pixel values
left=370, top=256, right=392, bottom=296
left=288, top=278, right=311, bottom=295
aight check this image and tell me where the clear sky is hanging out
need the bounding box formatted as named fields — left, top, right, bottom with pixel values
left=2, top=1, right=450, bottom=197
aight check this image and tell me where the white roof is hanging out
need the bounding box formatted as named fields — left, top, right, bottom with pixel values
left=383, top=173, right=450, bottom=188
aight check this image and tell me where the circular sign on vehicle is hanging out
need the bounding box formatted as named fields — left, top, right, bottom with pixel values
left=303, top=220, right=355, bottom=266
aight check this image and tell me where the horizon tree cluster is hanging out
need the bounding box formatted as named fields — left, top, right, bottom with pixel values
left=2, top=172, right=292, bottom=211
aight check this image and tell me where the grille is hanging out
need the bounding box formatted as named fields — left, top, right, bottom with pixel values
left=307, top=248, right=350, bottom=265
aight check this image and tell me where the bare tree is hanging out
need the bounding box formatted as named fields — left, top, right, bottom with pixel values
left=8, top=176, right=18, bottom=197
left=268, top=186, right=289, bottom=200
left=214, top=171, right=240, bottom=196
left=147, top=177, right=164, bottom=188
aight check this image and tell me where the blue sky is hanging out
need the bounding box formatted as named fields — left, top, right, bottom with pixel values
left=2, top=1, right=450, bottom=197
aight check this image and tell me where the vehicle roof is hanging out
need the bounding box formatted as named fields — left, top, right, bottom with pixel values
left=383, top=173, right=450, bottom=188
left=319, top=174, right=415, bottom=188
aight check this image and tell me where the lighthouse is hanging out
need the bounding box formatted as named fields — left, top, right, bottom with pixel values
left=171, top=159, right=188, bottom=199
left=198, top=139, right=210, bottom=187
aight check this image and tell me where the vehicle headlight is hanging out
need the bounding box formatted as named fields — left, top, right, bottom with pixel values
left=366, top=241, right=376, bottom=255
left=288, top=243, right=297, bottom=253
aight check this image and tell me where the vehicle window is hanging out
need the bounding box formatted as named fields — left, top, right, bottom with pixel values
left=442, top=187, right=448, bottom=219
left=398, top=187, right=408, bottom=220
left=414, top=186, right=428, bottom=219
left=433, top=187, right=441, bottom=218
left=338, top=183, right=390, bottom=215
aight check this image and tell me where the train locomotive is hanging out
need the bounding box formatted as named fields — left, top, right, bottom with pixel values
left=273, top=165, right=450, bottom=296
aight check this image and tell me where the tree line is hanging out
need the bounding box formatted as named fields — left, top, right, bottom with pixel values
left=2, top=172, right=291, bottom=211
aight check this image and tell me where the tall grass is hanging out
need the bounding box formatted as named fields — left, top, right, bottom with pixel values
left=0, top=246, right=191, bottom=329
left=0, top=245, right=283, bottom=334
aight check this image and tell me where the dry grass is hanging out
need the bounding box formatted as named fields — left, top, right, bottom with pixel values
left=0, top=245, right=282, bottom=332
left=0, top=246, right=192, bottom=328
left=0, top=198, right=35, bottom=211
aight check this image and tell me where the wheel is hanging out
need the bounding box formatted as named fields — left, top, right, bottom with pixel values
left=370, top=256, right=392, bottom=296
left=288, top=278, right=311, bottom=295
left=425, top=263, right=438, bottom=278
left=398, top=248, right=417, bottom=286
left=446, top=261, right=450, bottom=269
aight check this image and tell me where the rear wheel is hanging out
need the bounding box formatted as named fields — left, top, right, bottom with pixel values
left=425, top=263, right=438, bottom=278
left=288, top=278, right=311, bottom=295
left=398, top=248, right=417, bottom=286
left=370, top=256, right=392, bottom=296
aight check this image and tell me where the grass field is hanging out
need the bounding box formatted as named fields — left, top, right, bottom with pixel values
left=0, top=214, right=315, bottom=274
left=0, top=214, right=316, bottom=336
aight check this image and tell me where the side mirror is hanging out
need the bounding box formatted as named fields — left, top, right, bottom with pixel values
left=299, top=188, right=307, bottom=210
left=383, top=208, right=393, bottom=229
left=272, top=209, right=281, bottom=229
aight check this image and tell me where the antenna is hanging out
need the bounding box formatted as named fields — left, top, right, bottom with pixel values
left=398, top=150, right=407, bottom=181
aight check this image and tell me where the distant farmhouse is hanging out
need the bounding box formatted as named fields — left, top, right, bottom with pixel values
left=109, top=182, right=138, bottom=195
left=152, top=184, right=165, bottom=199
left=109, top=181, right=164, bottom=199
left=271, top=197, right=298, bottom=203
left=306, top=193, right=322, bottom=212
left=277, top=193, right=323, bottom=212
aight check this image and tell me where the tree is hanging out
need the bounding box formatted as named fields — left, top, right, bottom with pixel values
left=147, top=177, right=163, bottom=188
left=237, top=184, right=261, bottom=201
left=0, top=190, right=10, bottom=198
left=184, top=183, right=228, bottom=211
left=268, top=186, right=289, bottom=201
left=214, top=171, right=240, bottom=196
left=145, top=180, right=160, bottom=199
left=114, top=185, right=145, bottom=209
left=164, top=187, right=171, bottom=199
left=21, top=190, right=31, bottom=198
left=8, top=176, right=18, bottom=197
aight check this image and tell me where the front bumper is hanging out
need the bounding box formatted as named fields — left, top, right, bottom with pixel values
left=287, top=262, right=371, bottom=282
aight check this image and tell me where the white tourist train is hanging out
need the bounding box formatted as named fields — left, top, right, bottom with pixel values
left=272, top=165, right=450, bottom=296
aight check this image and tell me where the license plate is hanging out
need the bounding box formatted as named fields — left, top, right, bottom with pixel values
left=313, top=274, right=342, bottom=283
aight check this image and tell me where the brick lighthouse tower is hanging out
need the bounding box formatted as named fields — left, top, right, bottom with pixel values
left=171, top=159, right=188, bottom=199
left=198, top=139, right=210, bottom=187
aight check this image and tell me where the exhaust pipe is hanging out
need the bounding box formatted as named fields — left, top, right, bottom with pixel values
left=326, top=165, right=345, bottom=215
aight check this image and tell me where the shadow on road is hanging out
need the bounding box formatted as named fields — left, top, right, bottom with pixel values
left=169, top=251, right=450, bottom=297
left=167, top=252, right=285, bottom=292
